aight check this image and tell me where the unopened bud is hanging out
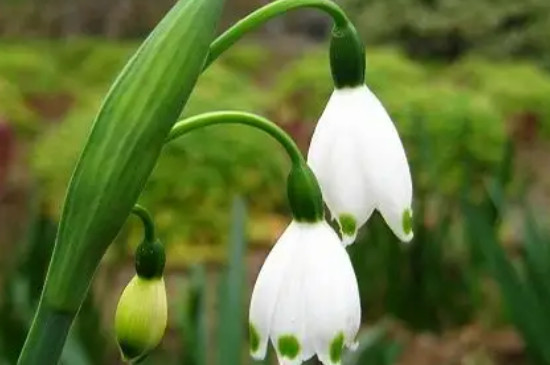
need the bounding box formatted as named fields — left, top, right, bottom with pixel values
left=115, top=275, right=167, bottom=363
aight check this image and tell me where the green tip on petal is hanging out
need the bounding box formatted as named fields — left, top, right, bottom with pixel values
left=339, top=214, right=357, bottom=237
left=249, top=323, right=260, bottom=353
left=118, top=340, right=147, bottom=363
left=278, top=335, right=300, bottom=359
left=330, top=332, right=345, bottom=363
left=402, top=208, right=413, bottom=235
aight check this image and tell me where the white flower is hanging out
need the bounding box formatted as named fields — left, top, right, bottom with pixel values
left=307, top=84, right=413, bottom=245
left=249, top=220, right=360, bottom=365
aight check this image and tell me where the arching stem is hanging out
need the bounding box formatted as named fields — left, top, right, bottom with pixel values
left=167, top=111, right=304, bottom=166
left=204, top=0, right=350, bottom=69
left=166, top=111, right=324, bottom=222
left=131, top=205, right=156, bottom=244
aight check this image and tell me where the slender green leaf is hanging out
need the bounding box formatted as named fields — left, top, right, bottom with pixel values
left=217, top=197, right=247, bottom=365
left=463, top=203, right=550, bottom=364
left=343, top=321, right=400, bottom=365
left=522, top=208, right=550, bottom=314
left=180, top=265, right=208, bottom=365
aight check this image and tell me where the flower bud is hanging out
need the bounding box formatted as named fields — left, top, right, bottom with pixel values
left=115, top=275, right=167, bottom=363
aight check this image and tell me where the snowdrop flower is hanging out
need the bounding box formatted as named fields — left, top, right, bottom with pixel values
left=307, top=23, right=413, bottom=245
left=307, top=85, right=413, bottom=244
left=249, top=220, right=360, bottom=365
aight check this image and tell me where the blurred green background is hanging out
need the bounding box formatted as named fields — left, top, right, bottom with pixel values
left=1, top=0, right=550, bottom=364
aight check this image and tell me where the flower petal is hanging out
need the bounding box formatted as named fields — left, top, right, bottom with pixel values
left=269, top=224, right=317, bottom=364
left=249, top=222, right=299, bottom=359
left=302, top=222, right=361, bottom=364
left=352, top=85, right=413, bottom=242
left=308, top=89, right=376, bottom=244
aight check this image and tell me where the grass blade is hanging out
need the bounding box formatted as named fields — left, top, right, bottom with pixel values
left=217, top=197, right=247, bottom=364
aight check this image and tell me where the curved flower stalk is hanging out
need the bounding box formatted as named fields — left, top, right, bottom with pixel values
left=307, top=25, right=413, bottom=245
left=249, top=221, right=360, bottom=365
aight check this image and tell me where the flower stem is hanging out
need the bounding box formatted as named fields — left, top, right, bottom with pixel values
left=166, top=111, right=304, bottom=165
left=204, top=0, right=350, bottom=69
left=132, top=204, right=156, bottom=243
left=166, top=111, right=325, bottom=222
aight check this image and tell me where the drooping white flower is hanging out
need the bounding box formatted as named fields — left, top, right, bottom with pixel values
left=307, top=84, right=413, bottom=245
left=249, top=220, right=360, bottom=365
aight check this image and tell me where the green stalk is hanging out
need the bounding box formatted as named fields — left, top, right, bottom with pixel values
left=167, top=111, right=303, bottom=165
left=131, top=205, right=156, bottom=244
left=167, top=111, right=324, bottom=222
left=204, top=0, right=350, bottom=68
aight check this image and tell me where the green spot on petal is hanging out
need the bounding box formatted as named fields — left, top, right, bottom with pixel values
left=339, top=214, right=357, bottom=236
left=118, top=340, right=146, bottom=362
left=278, top=335, right=300, bottom=359
left=249, top=323, right=260, bottom=353
left=330, top=332, right=345, bottom=363
left=402, top=208, right=413, bottom=235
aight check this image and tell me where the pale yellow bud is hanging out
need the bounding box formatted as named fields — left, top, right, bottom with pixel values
left=115, top=275, right=167, bottom=363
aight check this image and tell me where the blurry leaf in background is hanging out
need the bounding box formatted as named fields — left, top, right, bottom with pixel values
left=217, top=197, right=247, bottom=365
left=179, top=265, right=208, bottom=365
left=0, top=191, right=109, bottom=364
left=0, top=122, right=15, bottom=195
left=343, top=322, right=401, bottom=365
left=61, top=334, right=93, bottom=365
left=463, top=200, right=550, bottom=364
left=460, top=135, right=550, bottom=364
left=0, top=192, right=53, bottom=363
left=522, top=208, right=550, bottom=308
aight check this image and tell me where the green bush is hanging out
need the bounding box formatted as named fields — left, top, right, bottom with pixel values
left=344, top=0, right=550, bottom=66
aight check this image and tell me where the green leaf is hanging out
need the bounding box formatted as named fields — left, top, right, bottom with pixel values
left=522, top=208, right=550, bottom=312
left=217, top=197, right=247, bottom=365
left=60, top=333, right=92, bottom=365
left=463, top=202, right=550, bottom=364
left=343, top=321, right=400, bottom=365
left=179, top=265, right=208, bottom=365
